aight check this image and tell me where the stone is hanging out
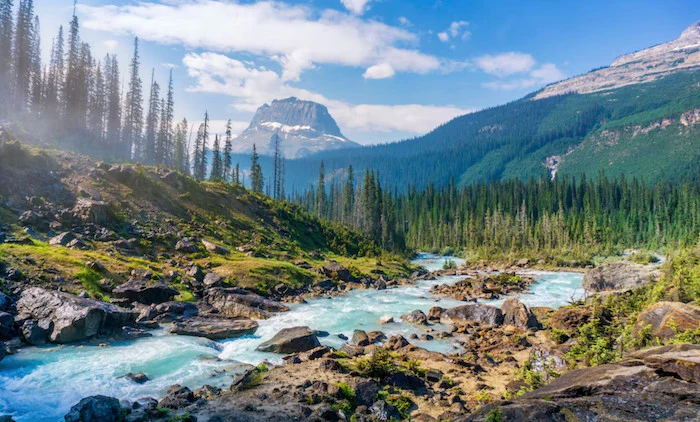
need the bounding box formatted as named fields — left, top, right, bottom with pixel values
left=548, top=307, right=593, bottom=331
left=20, top=319, right=47, bottom=345
left=256, top=326, right=320, bottom=353
left=158, top=385, right=195, bottom=409
left=384, top=335, right=410, bottom=351
left=339, top=343, right=365, bottom=357
left=67, top=238, right=89, bottom=250
left=0, top=292, right=11, bottom=312
left=175, top=238, right=199, bottom=253
left=64, top=395, right=123, bottom=422
left=379, top=315, right=394, bottom=324
left=354, top=380, right=381, bottom=407
left=72, top=199, right=111, bottom=224
left=402, top=309, right=428, bottom=325
left=49, top=231, right=76, bottom=246
left=112, top=278, right=179, bottom=305
left=320, top=358, right=343, bottom=372
left=169, top=316, right=258, bottom=340
left=428, top=306, right=444, bottom=321
left=201, top=239, right=230, bottom=255
left=231, top=367, right=265, bottom=391
left=186, top=265, right=205, bottom=283
left=351, top=330, right=370, bottom=346
left=120, top=372, right=149, bottom=384
left=633, top=301, right=700, bottom=341
left=633, top=343, right=700, bottom=383
left=501, top=297, right=541, bottom=330
left=202, top=272, right=223, bottom=289
left=583, top=261, right=660, bottom=292
left=0, top=311, right=14, bottom=339
left=206, top=288, right=289, bottom=319
left=17, top=287, right=136, bottom=344
left=369, top=400, right=401, bottom=421
left=441, top=304, right=504, bottom=326
left=321, top=261, right=352, bottom=282
left=367, top=331, right=386, bottom=344
left=315, top=405, right=340, bottom=421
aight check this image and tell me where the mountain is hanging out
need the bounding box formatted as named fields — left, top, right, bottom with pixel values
left=232, top=97, right=360, bottom=158
left=280, top=21, right=700, bottom=191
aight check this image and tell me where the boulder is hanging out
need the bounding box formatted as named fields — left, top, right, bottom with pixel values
left=202, top=272, right=223, bottom=289
left=175, top=238, right=199, bottom=253
left=0, top=311, right=14, bottom=339
left=72, top=199, right=111, bottom=225
left=0, top=292, right=11, bottom=311
left=64, top=395, right=123, bottom=422
left=354, top=380, right=381, bottom=407
left=206, top=288, right=289, bottom=319
left=17, top=287, right=136, bottom=344
left=158, top=385, right=195, bottom=409
left=384, top=335, right=410, bottom=351
left=169, top=316, right=258, bottom=340
left=583, top=261, right=660, bottom=292
left=351, top=330, right=370, bottom=346
left=49, top=231, right=76, bottom=246
left=633, top=301, right=700, bottom=341
left=186, top=265, right=205, bottom=283
left=379, top=315, right=394, bottom=324
left=441, top=304, right=504, bottom=326
left=201, top=239, right=230, bottom=255
left=20, top=319, right=47, bottom=345
left=370, top=400, right=401, bottom=421
left=401, top=309, right=428, bottom=325
left=501, top=297, right=541, bottom=329
left=547, top=307, right=593, bottom=331
left=321, top=261, right=352, bottom=282
left=112, top=278, right=179, bottom=305
left=231, top=367, right=266, bottom=392
left=459, top=344, right=700, bottom=422
left=428, top=306, right=444, bottom=321
left=120, top=372, right=149, bottom=384
left=256, top=326, right=320, bottom=354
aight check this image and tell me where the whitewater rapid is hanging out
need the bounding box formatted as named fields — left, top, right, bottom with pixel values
left=0, top=253, right=583, bottom=421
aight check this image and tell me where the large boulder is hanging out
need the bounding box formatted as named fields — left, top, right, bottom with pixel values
left=71, top=199, right=111, bottom=225
left=583, top=261, right=660, bottom=292
left=321, top=261, right=352, bottom=282
left=501, top=297, right=541, bottom=330
left=17, top=287, right=136, bottom=344
left=0, top=292, right=11, bottom=311
left=206, top=288, right=289, bottom=319
left=64, top=395, right=124, bottom=422
left=256, top=326, right=320, bottom=354
left=459, top=344, right=700, bottom=422
left=633, top=301, right=700, bottom=341
left=49, top=232, right=77, bottom=246
left=201, top=239, right=230, bottom=255
left=351, top=330, right=370, bottom=346
left=441, top=304, right=504, bottom=326
left=169, top=316, right=258, bottom=340
left=547, top=307, right=593, bottom=331
left=112, top=278, right=179, bottom=305
left=401, top=309, right=428, bottom=325
left=354, top=380, right=381, bottom=407
left=175, top=238, right=199, bottom=253
left=0, top=311, right=14, bottom=339
left=20, top=319, right=47, bottom=345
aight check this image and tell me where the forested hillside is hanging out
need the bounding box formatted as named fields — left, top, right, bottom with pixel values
left=283, top=70, right=700, bottom=191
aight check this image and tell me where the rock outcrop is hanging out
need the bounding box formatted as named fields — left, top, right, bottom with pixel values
left=256, top=326, right=320, bottom=354
left=460, top=344, right=700, bottom=421
left=112, top=278, right=179, bottom=305
left=169, top=316, right=259, bottom=340
left=501, top=297, right=541, bottom=330
left=206, top=288, right=289, bottom=319
left=16, top=287, right=136, bottom=343
left=633, top=301, right=700, bottom=341
left=64, top=395, right=123, bottom=422
left=583, top=261, right=660, bottom=292
left=401, top=309, right=428, bottom=325
left=441, top=304, right=504, bottom=326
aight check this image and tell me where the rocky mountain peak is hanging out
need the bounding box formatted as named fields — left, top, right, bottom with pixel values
left=233, top=98, right=359, bottom=158
left=679, top=20, right=700, bottom=40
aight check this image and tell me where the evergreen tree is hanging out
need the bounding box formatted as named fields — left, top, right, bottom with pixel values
left=317, top=161, right=326, bottom=218
left=250, top=144, right=263, bottom=193
left=193, top=111, right=209, bottom=180
left=173, top=118, right=188, bottom=173
left=104, top=54, right=121, bottom=154
left=63, top=11, right=82, bottom=127
left=223, top=119, right=232, bottom=182
left=122, top=37, right=143, bottom=160
left=192, top=122, right=204, bottom=180
left=272, top=131, right=281, bottom=199
left=29, top=15, right=41, bottom=113
left=157, top=69, right=174, bottom=166
left=144, top=69, right=160, bottom=164
left=12, top=0, right=34, bottom=111
left=234, top=163, right=240, bottom=185
left=0, top=0, right=13, bottom=113
left=343, top=165, right=354, bottom=225
left=210, top=134, right=223, bottom=181
left=44, top=26, right=64, bottom=119
left=88, top=61, right=105, bottom=142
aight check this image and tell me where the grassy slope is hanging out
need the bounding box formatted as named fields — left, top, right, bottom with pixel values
left=0, top=142, right=413, bottom=300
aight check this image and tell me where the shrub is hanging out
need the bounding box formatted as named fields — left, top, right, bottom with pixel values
left=355, top=348, right=398, bottom=379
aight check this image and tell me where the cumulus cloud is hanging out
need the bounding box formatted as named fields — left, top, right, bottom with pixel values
left=363, top=63, right=395, bottom=79
left=475, top=52, right=536, bottom=76
left=80, top=0, right=443, bottom=81
left=438, top=21, right=470, bottom=42
left=398, top=16, right=412, bottom=27
left=341, top=0, right=372, bottom=15
left=183, top=52, right=471, bottom=134
left=482, top=63, right=565, bottom=91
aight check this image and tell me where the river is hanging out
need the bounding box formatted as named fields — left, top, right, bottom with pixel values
left=0, top=253, right=583, bottom=421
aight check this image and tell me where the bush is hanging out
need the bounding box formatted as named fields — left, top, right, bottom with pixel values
left=355, top=348, right=398, bottom=379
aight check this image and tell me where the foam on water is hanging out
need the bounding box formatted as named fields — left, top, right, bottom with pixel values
left=0, top=253, right=582, bottom=421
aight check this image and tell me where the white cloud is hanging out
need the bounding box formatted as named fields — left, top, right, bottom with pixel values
left=80, top=1, right=444, bottom=80
left=341, top=0, right=372, bottom=15
left=398, top=16, right=412, bottom=27
left=363, top=63, right=395, bottom=79
left=183, top=52, right=472, bottom=134
left=475, top=52, right=536, bottom=76
left=438, top=20, right=470, bottom=42
left=482, top=63, right=565, bottom=91
left=103, top=39, right=118, bottom=51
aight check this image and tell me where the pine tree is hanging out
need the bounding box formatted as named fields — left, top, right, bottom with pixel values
left=343, top=165, right=354, bottom=224
left=104, top=54, right=121, bottom=154
left=173, top=118, right=188, bottom=173
left=223, top=119, right=232, bottom=182
left=44, top=25, right=64, bottom=119
left=122, top=37, right=143, bottom=160
left=12, top=0, right=35, bottom=111
left=234, top=163, right=240, bottom=185
left=88, top=61, right=105, bottom=143
left=317, top=161, right=326, bottom=218
left=194, top=111, right=209, bottom=180
left=157, top=69, right=174, bottom=166
left=0, top=0, right=13, bottom=113
left=63, top=11, right=82, bottom=127
left=250, top=144, right=263, bottom=193
left=272, top=131, right=281, bottom=199
left=210, top=134, right=223, bottom=181
left=192, top=122, right=204, bottom=180
left=144, top=69, right=160, bottom=164
left=29, top=15, right=41, bottom=114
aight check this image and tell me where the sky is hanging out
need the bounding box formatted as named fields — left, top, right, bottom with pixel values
left=32, top=0, right=700, bottom=145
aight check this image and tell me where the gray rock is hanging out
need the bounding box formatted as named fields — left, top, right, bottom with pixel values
left=17, top=287, right=136, bottom=344
left=370, top=400, right=401, bottom=421
left=158, top=385, right=195, bottom=409
left=175, top=238, right=199, bottom=253
left=0, top=311, right=14, bottom=339
left=632, top=301, right=700, bottom=341
left=202, top=272, right=223, bottom=289
left=119, top=372, right=149, bottom=384
left=206, top=288, right=289, bottom=319
left=441, top=304, right=504, bottom=326
left=354, top=380, right=381, bottom=407
left=20, top=319, right=47, bottom=345
left=501, top=297, right=541, bottom=330
left=112, top=278, right=179, bottom=305
left=169, top=316, right=258, bottom=340
left=201, top=239, right=230, bottom=255
left=64, top=395, right=123, bottom=422
left=256, top=326, right=320, bottom=354
left=0, top=292, right=11, bottom=311
left=49, top=231, right=76, bottom=246
left=351, top=330, right=370, bottom=346
left=583, top=261, right=660, bottom=292
left=401, top=309, right=428, bottom=325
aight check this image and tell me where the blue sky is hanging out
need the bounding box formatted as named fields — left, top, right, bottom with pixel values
left=34, top=0, right=700, bottom=144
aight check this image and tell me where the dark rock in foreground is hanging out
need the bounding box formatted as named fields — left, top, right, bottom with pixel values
left=17, top=287, right=136, bottom=343
left=64, top=395, right=123, bottom=422
left=169, top=316, right=258, bottom=340
left=112, top=278, right=179, bottom=305
left=206, top=288, right=289, bottom=319
left=256, top=326, right=320, bottom=354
